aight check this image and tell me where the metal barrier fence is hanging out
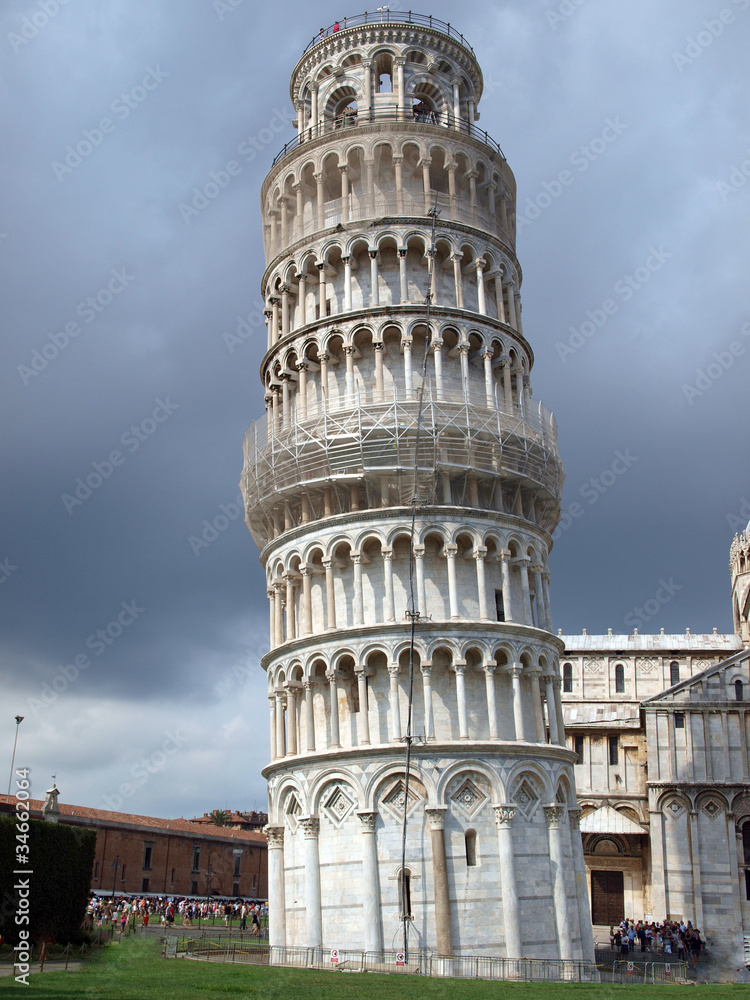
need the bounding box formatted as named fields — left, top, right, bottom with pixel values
left=178, top=939, right=601, bottom=982
left=611, top=959, right=689, bottom=984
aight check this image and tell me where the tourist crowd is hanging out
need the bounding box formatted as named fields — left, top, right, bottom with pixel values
left=609, top=919, right=703, bottom=966
left=86, top=896, right=267, bottom=933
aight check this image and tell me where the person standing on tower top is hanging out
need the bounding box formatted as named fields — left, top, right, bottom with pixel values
left=333, top=21, right=340, bottom=31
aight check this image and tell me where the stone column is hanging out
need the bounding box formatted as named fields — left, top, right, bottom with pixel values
left=304, top=680, right=315, bottom=751
left=458, top=342, right=470, bottom=401
left=484, top=665, right=499, bottom=739
left=286, top=685, right=298, bottom=755
left=543, top=673, right=560, bottom=744
left=541, top=572, right=553, bottom=631
left=451, top=252, right=464, bottom=308
left=356, top=668, right=371, bottom=744
left=265, top=826, right=286, bottom=947
left=421, top=157, right=432, bottom=213
left=301, top=564, right=313, bottom=636
left=452, top=79, right=461, bottom=119
left=502, top=360, right=513, bottom=411
left=403, top=336, right=413, bottom=394
left=315, top=171, right=324, bottom=229
left=510, top=663, right=526, bottom=741
left=339, top=165, right=350, bottom=223
left=415, top=545, right=427, bottom=617
left=649, top=805, right=667, bottom=918
left=388, top=665, right=401, bottom=740
left=279, top=197, right=288, bottom=246
left=530, top=670, right=546, bottom=742
left=383, top=548, right=396, bottom=622
left=264, top=307, right=272, bottom=350
left=568, top=809, right=595, bottom=962
left=445, top=543, right=460, bottom=619
left=310, top=84, right=318, bottom=137
left=274, top=582, right=284, bottom=645
left=474, top=546, right=489, bottom=620
left=482, top=349, right=494, bottom=408
left=493, top=805, right=522, bottom=959
left=432, top=338, right=444, bottom=396
left=506, top=281, right=517, bottom=329
left=500, top=549, right=514, bottom=621
left=328, top=669, right=340, bottom=748
left=280, top=284, right=291, bottom=338
left=554, top=677, right=566, bottom=745
left=454, top=662, right=469, bottom=739
left=369, top=250, right=379, bottom=307
left=425, top=808, right=453, bottom=957
left=395, top=57, right=405, bottom=116
left=352, top=552, right=364, bottom=625
left=427, top=248, right=437, bottom=305
left=373, top=341, right=384, bottom=398
left=397, top=247, right=408, bottom=302
left=475, top=258, right=486, bottom=314
left=468, top=170, right=478, bottom=221
left=323, top=557, right=336, bottom=629
left=358, top=811, right=382, bottom=952
left=488, top=180, right=497, bottom=225
left=300, top=817, right=322, bottom=947
left=319, top=352, right=329, bottom=407
left=394, top=158, right=404, bottom=214
left=363, top=60, right=372, bottom=113
left=317, top=262, right=327, bottom=318
left=422, top=665, right=434, bottom=739
left=495, top=275, right=507, bottom=323
left=365, top=158, right=375, bottom=215
left=447, top=162, right=458, bottom=220
left=517, top=558, right=532, bottom=624
left=268, top=588, right=275, bottom=644
left=340, top=256, right=353, bottom=311
left=275, top=691, right=286, bottom=758
left=269, top=697, right=277, bottom=759
left=344, top=344, right=355, bottom=404
left=270, top=296, right=280, bottom=346
left=688, top=809, right=704, bottom=928
left=296, top=361, right=308, bottom=419
left=515, top=292, right=524, bottom=336
left=725, top=810, right=744, bottom=953
left=284, top=572, right=296, bottom=639
left=544, top=805, right=573, bottom=960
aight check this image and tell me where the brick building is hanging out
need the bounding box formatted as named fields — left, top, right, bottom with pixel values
left=0, top=791, right=268, bottom=899
left=189, top=809, right=268, bottom=832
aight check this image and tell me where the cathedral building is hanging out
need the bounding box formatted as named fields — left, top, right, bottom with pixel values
left=241, top=11, right=594, bottom=963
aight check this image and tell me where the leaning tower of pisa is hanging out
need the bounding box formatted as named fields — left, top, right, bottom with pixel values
left=241, top=11, right=595, bottom=962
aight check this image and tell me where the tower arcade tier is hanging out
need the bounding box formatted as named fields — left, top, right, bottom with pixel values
left=241, top=12, right=595, bottom=963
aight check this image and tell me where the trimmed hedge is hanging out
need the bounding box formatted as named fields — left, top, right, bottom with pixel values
left=0, top=816, right=95, bottom=944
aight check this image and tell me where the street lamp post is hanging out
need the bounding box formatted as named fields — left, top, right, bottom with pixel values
left=206, top=863, right=214, bottom=924
left=111, top=853, right=120, bottom=898
left=6, top=716, right=24, bottom=799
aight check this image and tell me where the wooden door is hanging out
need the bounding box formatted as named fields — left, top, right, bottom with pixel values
left=590, top=870, right=624, bottom=926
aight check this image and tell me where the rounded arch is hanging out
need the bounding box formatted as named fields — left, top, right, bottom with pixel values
left=435, top=759, right=502, bottom=805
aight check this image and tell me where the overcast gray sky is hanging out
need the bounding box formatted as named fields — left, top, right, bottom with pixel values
left=2, top=0, right=748, bottom=820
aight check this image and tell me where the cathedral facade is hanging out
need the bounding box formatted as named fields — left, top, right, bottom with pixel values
left=241, top=12, right=594, bottom=962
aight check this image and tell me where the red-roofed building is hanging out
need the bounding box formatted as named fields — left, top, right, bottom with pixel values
left=188, top=809, right=268, bottom=831
left=0, top=791, right=267, bottom=899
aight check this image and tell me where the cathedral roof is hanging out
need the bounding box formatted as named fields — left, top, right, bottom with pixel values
left=559, top=632, right=741, bottom=653
left=579, top=804, right=646, bottom=835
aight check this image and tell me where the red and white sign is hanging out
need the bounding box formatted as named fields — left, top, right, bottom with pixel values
left=665, top=964, right=671, bottom=977
left=330, top=949, right=339, bottom=964
left=627, top=962, right=634, bottom=975
left=396, top=952, right=405, bottom=966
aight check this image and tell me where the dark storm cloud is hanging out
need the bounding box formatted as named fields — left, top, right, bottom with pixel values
left=1, top=0, right=748, bottom=817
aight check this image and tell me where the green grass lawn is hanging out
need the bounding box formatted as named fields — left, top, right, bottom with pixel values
left=0, top=935, right=745, bottom=1000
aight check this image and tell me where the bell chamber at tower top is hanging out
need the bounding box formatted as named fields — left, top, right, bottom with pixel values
left=261, top=12, right=517, bottom=261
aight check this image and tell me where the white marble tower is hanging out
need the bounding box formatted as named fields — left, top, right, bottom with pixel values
left=241, top=11, right=595, bottom=961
